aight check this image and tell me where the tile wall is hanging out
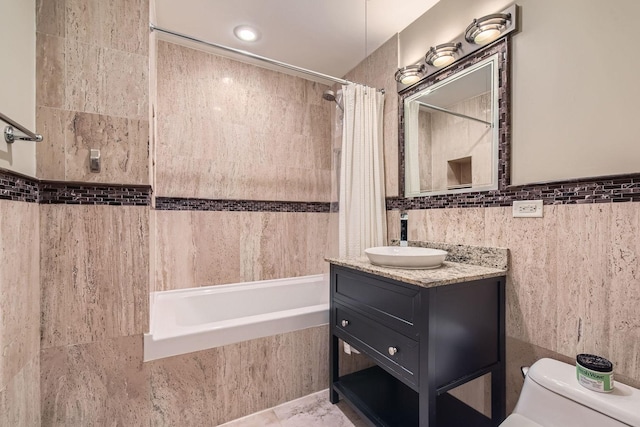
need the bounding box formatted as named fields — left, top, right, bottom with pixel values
left=154, top=211, right=330, bottom=291
left=343, top=35, right=400, bottom=199
left=35, top=0, right=149, bottom=184
left=418, top=109, right=432, bottom=190
left=0, top=199, right=40, bottom=425
left=155, top=40, right=331, bottom=202
left=146, top=39, right=337, bottom=423
left=39, top=325, right=330, bottom=426
left=33, top=2, right=338, bottom=425
left=387, top=204, right=640, bottom=409
left=151, top=41, right=335, bottom=286
left=427, top=93, right=493, bottom=190
left=35, top=0, right=153, bottom=424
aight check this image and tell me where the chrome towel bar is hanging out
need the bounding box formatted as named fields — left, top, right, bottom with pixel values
left=1, top=111, right=43, bottom=143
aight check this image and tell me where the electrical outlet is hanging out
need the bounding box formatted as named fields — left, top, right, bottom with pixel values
left=512, top=200, right=543, bottom=218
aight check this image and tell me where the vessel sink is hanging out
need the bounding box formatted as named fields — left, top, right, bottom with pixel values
left=364, top=246, right=448, bottom=269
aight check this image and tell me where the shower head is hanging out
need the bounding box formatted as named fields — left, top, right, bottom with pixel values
left=322, top=90, right=343, bottom=110
left=322, top=90, right=337, bottom=102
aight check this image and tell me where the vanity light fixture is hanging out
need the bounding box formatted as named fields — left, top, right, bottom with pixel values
left=233, top=25, right=261, bottom=42
left=465, top=13, right=512, bottom=45
left=394, top=64, right=426, bottom=85
left=425, top=42, right=462, bottom=68
left=396, top=4, right=516, bottom=91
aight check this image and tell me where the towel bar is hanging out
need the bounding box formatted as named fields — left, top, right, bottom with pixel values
left=1, top=112, right=43, bottom=143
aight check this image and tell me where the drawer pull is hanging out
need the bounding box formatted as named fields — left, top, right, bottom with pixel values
left=388, top=346, right=398, bottom=356
left=341, top=320, right=350, bottom=327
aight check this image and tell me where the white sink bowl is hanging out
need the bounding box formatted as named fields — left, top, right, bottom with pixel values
left=364, top=246, right=448, bottom=269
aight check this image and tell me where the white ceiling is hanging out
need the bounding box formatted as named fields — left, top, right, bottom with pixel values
left=154, top=0, right=440, bottom=83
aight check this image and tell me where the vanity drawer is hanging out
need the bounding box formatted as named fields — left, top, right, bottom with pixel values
left=332, top=266, right=420, bottom=338
left=335, top=303, right=419, bottom=388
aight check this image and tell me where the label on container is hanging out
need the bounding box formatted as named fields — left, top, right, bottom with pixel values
left=576, top=364, right=614, bottom=392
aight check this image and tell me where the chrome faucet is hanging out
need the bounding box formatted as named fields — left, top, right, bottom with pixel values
left=400, top=211, right=408, bottom=247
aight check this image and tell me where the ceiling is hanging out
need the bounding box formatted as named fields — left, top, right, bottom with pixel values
left=153, top=0, right=440, bottom=84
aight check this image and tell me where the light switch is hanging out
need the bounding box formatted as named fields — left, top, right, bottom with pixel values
left=90, top=149, right=101, bottom=173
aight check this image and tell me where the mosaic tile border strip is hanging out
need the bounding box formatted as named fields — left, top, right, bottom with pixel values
left=0, top=169, right=151, bottom=206
left=0, top=169, right=39, bottom=203
left=155, top=197, right=331, bottom=213
left=387, top=173, right=640, bottom=210
left=39, top=182, right=151, bottom=206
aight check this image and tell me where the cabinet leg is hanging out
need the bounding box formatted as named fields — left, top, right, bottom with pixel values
left=491, top=367, right=506, bottom=425
left=330, top=334, right=340, bottom=404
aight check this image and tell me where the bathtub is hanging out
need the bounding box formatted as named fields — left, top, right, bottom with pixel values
left=143, top=274, right=329, bottom=361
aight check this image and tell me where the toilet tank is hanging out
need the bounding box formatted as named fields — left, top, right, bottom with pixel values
left=511, top=358, right=640, bottom=427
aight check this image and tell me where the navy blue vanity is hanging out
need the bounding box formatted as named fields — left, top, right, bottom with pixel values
left=328, top=256, right=507, bottom=426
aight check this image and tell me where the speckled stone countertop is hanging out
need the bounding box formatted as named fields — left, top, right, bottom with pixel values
left=326, top=241, right=508, bottom=289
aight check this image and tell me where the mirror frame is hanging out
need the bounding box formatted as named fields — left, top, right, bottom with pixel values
left=398, top=38, right=511, bottom=199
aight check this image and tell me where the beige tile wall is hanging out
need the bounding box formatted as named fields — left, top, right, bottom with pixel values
left=40, top=327, right=329, bottom=426
left=388, top=203, right=640, bottom=408
left=418, top=110, right=432, bottom=190
left=150, top=326, right=329, bottom=426
left=154, top=210, right=331, bottom=291
left=0, top=356, right=40, bottom=426
left=41, top=335, right=150, bottom=426
left=40, top=205, right=149, bottom=349
left=155, top=41, right=332, bottom=201
left=343, top=35, right=400, bottom=198
left=428, top=93, right=493, bottom=190
left=0, top=200, right=40, bottom=425
left=35, top=0, right=149, bottom=183
left=37, top=3, right=336, bottom=425
left=36, top=1, right=153, bottom=425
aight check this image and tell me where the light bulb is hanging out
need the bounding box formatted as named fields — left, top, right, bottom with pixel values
left=401, top=75, right=421, bottom=85
left=432, top=55, right=455, bottom=68
left=474, top=28, right=501, bottom=45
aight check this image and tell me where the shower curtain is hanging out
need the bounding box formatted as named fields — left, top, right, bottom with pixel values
left=404, top=101, right=421, bottom=196
left=336, top=83, right=387, bottom=257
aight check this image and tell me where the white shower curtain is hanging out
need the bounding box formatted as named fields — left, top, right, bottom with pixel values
left=404, top=101, right=421, bottom=196
left=338, top=84, right=387, bottom=258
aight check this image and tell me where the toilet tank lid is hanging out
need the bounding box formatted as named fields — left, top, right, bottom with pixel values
left=527, top=358, right=640, bottom=427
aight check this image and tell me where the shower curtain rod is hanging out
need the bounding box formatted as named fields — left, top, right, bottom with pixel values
left=150, top=24, right=353, bottom=86
left=417, top=101, right=492, bottom=127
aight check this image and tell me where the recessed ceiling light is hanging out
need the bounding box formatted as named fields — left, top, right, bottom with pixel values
left=233, top=25, right=260, bottom=42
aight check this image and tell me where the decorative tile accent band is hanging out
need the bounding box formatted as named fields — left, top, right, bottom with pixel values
left=0, top=169, right=330, bottom=211
left=0, top=169, right=39, bottom=203
left=387, top=173, right=640, bottom=210
left=0, top=169, right=151, bottom=206
left=155, top=197, right=331, bottom=213
left=40, top=182, right=151, bottom=206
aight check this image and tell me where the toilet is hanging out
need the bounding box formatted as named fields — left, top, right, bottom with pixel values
left=500, top=358, right=640, bottom=427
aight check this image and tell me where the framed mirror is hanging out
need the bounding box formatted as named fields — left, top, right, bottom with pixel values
left=400, top=40, right=510, bottom=198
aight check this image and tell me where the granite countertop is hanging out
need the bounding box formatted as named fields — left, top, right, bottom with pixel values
left=325, top=241, right=508, bottom=289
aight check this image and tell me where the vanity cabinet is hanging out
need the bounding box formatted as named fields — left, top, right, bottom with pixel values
left=329, top=264, right=506, bottom=427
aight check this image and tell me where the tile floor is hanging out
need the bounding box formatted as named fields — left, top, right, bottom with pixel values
left=218, top=390, right=368, bottom=427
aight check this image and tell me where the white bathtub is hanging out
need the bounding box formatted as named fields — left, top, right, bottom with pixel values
left=143, top=274, right=329, bottom=361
